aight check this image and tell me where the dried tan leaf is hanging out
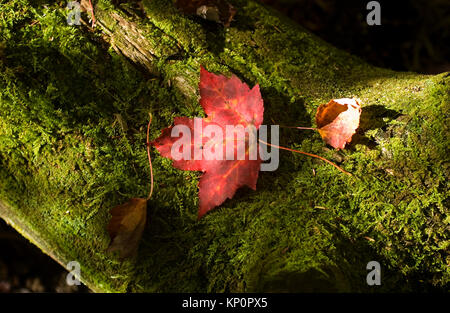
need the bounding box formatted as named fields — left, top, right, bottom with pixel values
left=316, top=98, right=362, bottom=149
left=107, top=198, right=147, bottom=259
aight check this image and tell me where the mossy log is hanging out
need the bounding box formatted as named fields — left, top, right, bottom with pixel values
left=0, top=0, right=448, bottom=292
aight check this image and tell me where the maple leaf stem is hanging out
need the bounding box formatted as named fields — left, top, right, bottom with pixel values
left=294, top=126, right=317, bottom=130
left=280, top=126, right=317, bottom=131
left=88, top=0, right=96, bottom=27
left=146, top=113, right=154, bottom=200
left=258, top=139, right=352, bottom=176
left=271, top=120, right=317, bottom=131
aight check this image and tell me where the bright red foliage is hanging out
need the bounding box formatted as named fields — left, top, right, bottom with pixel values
left=152, top=67, right=264, bottom=218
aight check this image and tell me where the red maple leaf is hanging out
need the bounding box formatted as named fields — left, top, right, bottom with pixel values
left=152, top=67, right=264, bottom=218
left=316, top=98, right=362, bottom=149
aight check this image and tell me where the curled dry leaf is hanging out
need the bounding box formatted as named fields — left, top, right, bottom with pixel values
left=175, top=0, right=237, bottom=27
left=106, top=198, right=147, bottom=259
left=315, top=98, right=362, bottom=149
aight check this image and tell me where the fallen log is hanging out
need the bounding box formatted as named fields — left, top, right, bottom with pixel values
left=0, top=0, right=448, bottom=292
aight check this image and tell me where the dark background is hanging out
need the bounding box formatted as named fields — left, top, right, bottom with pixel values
left=1, top=0, right=449, bottom=293
left=261, top=0, right=450, bottom=74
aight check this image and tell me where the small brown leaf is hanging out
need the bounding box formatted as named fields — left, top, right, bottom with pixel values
left=107, top=198, right=147, bottom=259
left=175, top=0, right=237, bottom=27
left=316, top=98, right=362, bottom=149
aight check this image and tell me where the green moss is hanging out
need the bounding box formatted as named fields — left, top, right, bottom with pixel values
left=0, top=0, right=448, bottom=292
